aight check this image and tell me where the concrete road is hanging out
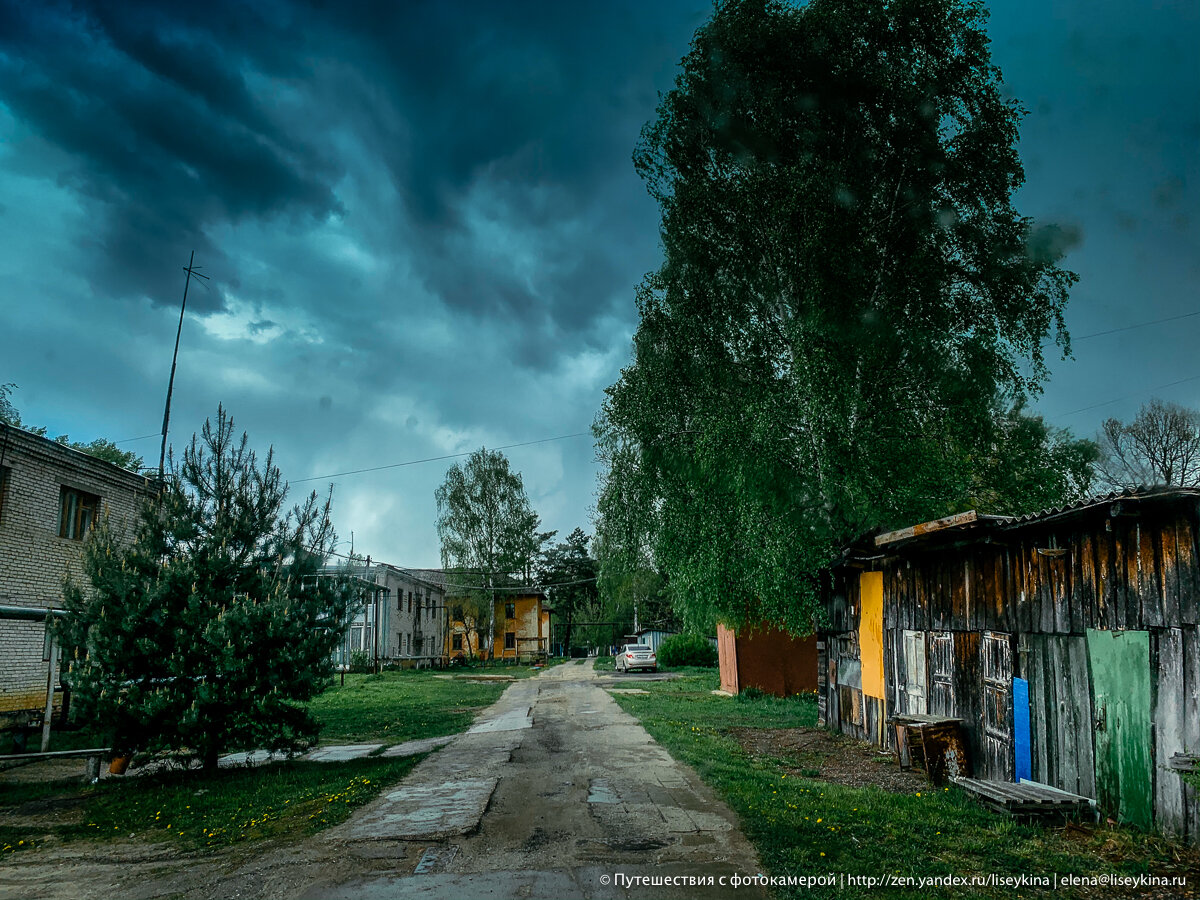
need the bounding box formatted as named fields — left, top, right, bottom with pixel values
left=0, top=661, right=771, bottom=900
left=300, top=659, right=769, bottom=899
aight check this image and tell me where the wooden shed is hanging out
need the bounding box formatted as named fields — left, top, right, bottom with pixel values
left=718, top=623, right=819, bottom=696
left=820, top=488, right=1200, bottom=842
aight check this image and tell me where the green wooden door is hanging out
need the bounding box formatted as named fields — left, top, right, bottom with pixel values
left=1086, top=629, right=1153, bottom=829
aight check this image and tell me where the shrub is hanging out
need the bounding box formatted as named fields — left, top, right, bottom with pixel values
left=348, top=650, right=372, bottom=673
left=657, top=633, right=718, bottom=668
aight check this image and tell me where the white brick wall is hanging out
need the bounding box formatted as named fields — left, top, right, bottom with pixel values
left=0, top=425, right=155, bottom=715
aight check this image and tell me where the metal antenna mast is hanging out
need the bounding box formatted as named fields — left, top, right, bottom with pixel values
left=158, top=251, right=209, bottom=480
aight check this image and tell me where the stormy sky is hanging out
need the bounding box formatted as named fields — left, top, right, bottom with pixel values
left=0, top=0, right=1196, bottom=566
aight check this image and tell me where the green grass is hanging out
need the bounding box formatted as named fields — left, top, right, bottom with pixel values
left=311, top=670, right=512, bottom=743
left=0, top=754, right=421, bottom=856
left=592, top=655, right=615, bottom=671
left=1, top=669, right=515, bottom=857
left=610, top=672, right=1197, bottom=899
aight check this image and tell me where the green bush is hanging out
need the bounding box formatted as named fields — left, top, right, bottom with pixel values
left=348, top=650, right=372, bottom=673
left=657, top=633, right=718, bottom=668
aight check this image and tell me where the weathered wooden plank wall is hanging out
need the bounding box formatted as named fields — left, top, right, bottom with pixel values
left=822, top=496, right=1200, bottom=843
left=1020, top=634, right=1095, bottom=799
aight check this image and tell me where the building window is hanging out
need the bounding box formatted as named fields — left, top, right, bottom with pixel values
left=452, top=633, right=462, bottom=651
left=505, top=602, right=516, bottom=620
left=59, top=487, right=99, bottom=540
left=505, top=632, right=516, bottom=650
left=408, top=591, right=413, bottom=613
left=404, top=633, right=410, bottom=654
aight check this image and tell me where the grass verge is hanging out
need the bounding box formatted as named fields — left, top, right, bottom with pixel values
left=610, top=671, right=1198, bottom=899
left=2, top=668, right=516, bottom=857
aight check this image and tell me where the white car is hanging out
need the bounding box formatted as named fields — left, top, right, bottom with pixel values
left=615, top=643, right=657, bottom=673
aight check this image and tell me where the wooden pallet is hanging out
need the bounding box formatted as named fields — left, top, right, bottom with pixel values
left=953, top=777, right=1093, bottom=820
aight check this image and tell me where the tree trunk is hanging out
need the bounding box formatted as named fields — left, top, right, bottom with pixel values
left=203, top=743, right=219, bottom=773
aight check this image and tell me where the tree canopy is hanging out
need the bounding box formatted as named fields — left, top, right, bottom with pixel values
left=56, top=406, right=356, bottom=770
left=537, top=527, right=599, bottom=650
left=595, top=0, right=1084, bottom=633
left=435, top=448, right=547, bottom=652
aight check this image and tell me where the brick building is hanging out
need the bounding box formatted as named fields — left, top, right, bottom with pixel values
left=0, top=424, right=155, bottom=721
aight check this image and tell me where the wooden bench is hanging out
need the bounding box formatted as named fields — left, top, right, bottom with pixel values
left=1, top=748, right=114, bottom=781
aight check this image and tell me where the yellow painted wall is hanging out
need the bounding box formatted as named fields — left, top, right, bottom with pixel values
left=448, top=593, right=548, bottom=659
left=493, top=594, right=545, bottom=658
left=859, top=571, right=885, bottom=700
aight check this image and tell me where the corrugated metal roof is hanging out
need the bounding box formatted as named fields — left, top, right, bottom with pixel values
left=998, top=485, right=1200, bottom=525
left=874, top=486, right=1200, bottom=550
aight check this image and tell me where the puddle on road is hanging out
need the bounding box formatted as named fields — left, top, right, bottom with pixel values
left=587, top=778, right=619, bottom=803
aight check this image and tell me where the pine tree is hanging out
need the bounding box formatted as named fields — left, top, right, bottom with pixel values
left=56, top=406, right=358, bottom=771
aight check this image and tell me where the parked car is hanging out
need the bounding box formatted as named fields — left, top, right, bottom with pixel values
left=615, top=643, right=657, bottom=673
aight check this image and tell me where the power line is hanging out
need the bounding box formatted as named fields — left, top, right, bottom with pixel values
left=1075, top=309, right=1200, bottom=341
left=1054, top=372, right=1200, bottom=417
left=114, top=432, right=162, bottom=445
left=291, top=431, right=592, bottom=484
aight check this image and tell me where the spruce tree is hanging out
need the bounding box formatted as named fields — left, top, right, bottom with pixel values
left=57, top=406, right=357, bottom=771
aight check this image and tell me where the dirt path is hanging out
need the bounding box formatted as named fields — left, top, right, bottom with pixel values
left=0, top=662, right=768, bottom=899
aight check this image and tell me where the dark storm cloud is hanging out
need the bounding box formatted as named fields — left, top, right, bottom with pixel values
left=0, top=0, right=693, bottom=340
left=0, top=0, right=343, bottom=310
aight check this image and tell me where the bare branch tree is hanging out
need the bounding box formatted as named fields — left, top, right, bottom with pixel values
left=1097, top=399, right=1200, bottom=488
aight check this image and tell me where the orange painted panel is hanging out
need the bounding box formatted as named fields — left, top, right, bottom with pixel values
left=860, top=571, right=885, bottom=700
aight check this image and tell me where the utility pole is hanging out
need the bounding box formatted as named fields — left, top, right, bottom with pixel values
left=158, top=252, right=209, bottom=480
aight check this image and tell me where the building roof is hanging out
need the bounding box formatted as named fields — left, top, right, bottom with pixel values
left=0, top=422, right=158, bottom=491
left=872, top=486, right=1200, bottom=551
